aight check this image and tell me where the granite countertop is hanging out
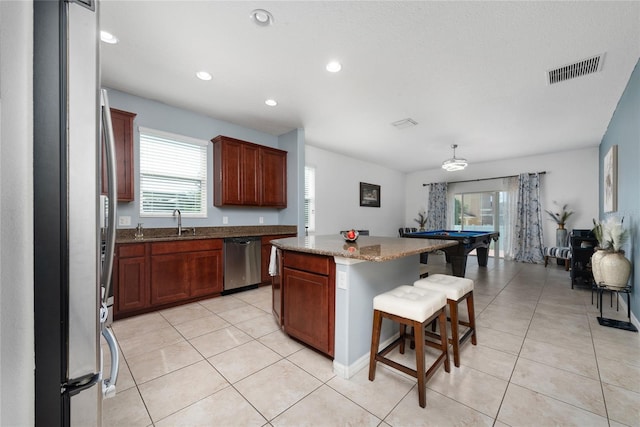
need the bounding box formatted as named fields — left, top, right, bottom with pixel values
left=116, top=225, right=297, bottom=243
left=270, top=235, right=458, bottom=262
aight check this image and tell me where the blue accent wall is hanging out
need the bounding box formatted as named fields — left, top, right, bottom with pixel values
left=599, top=58, right=640, bottom=320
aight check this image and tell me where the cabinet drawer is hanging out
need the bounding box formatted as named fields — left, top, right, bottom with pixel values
left=118, top=243, right=145, bottom=258
left=151, top=239, right=222, bottom=255
left=283, top=252, right=331, bottom=275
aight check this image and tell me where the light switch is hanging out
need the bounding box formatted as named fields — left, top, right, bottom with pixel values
left=259, top=217, right=264, bottom=224
left=118, top=216, right=131, bottom=226
left=222, top=216, right=228, bottom=224
left=338, top=271, right=347, bottom=290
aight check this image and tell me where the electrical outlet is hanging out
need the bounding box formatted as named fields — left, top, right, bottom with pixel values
left=337, top=271, right=347, bottom=290
left=118, top=216, right=131, bottom=226
left=222, top=216, right=228, bottom=225
left=259, top=216, right=264, bottom=224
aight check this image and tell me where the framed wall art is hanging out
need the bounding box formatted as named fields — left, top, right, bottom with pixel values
left=603, top=145, right=617, bottom=213
left=360, top=182, right=380, bottom=207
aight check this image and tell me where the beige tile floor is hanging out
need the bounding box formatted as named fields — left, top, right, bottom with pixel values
left=103, top=254, right=640, bottom=426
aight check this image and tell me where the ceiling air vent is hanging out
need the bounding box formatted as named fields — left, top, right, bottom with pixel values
left=391, top=118, right=418, bottom=129
left=547, top=54, right=604, bottom=85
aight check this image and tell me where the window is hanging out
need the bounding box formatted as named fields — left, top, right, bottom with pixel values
left=304, top=166, right=316, bottom=232
left=452, top=190, right=504, bottom=257
left=139, top=127, right=208, bottom=217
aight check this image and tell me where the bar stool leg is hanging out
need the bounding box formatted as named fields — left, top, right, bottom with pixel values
left=399, top=324, right=407, bottom=354
left=449, top=300, right=460, bottom=367
left=467, top=292, right=477, bottom=346
left=414, top=319, right=426, bottom=408
left=368, top=310, right=382, bottom=381
left=439, top=310, right=451, bottom=373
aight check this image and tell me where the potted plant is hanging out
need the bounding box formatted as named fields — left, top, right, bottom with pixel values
left=545, top=202, right=574, bottom=246
left=591, top=217, right=631, bottom=288
left=414, top=210, right=427, bottom=232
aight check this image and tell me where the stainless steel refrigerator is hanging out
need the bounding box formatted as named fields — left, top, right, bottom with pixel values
left=34, top=1, right=119, bottom=425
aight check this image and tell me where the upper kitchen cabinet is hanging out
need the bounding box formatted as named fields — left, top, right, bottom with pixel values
left=102, top=108, right=137, bottom=201
left=212, top=135, right=287, bottom=208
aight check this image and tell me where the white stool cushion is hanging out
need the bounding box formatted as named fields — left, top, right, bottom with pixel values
left=373, top=285, right=446, bottom=322
left=414, top=274, right=474, bottom=301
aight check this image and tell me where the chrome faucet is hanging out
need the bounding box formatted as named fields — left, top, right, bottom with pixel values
left=173, top=209, right=182, bottom=235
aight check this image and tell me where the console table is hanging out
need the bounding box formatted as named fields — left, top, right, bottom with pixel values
left=570, top=231, right=598, bottom=288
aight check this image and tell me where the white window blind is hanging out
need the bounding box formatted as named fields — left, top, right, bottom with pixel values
left=139, top=127, right=208, bottom=217
left=304, top=166, right=316, bottom=231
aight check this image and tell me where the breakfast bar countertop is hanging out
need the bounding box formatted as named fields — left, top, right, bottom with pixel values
left=270, top=235, right=457, bottom=262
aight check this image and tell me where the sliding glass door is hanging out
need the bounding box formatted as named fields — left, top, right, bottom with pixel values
left=453, top=191, right=505, bottom=258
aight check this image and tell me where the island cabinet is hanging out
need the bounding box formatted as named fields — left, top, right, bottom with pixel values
left=113, top=238, right=223, bottom=319
left=212, top=135, right=287, bottom=208
left=281, top=251, right=336, bottom=357
left=102, top=108, right=136, bottom=201
left=260, top=234, right=297, bottom=285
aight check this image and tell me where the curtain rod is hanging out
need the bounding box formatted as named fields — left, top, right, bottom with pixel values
left=423, top=171, right=546, bottom=186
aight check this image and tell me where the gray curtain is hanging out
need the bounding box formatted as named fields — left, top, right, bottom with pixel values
left=426, top=182, right=447, bottom=230
left=513, top=173, right=544, bottom=263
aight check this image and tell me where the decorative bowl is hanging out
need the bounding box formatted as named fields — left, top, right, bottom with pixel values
left=342, top=230, right=359, bottom=242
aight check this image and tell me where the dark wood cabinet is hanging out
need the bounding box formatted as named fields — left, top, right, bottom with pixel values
left=260, top=234, right=297, bottom=284
left=151, top=239, right=223, bottom=304
left=114, top=239, right=223, bottom=319
left=212, top=135, right=287, bottom=208
left=115, top=243, right=149, bottom=315
left=282, top=251, right=335, bottom=357
left=102, top=108, right=136, bottom=201
left=150, top=253, right=191, bottom=305
left=260, top=147, right=287, bottom=208
left=190, top=250, right=224, bottom=297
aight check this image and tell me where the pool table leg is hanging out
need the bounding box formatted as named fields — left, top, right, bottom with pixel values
left=476, top=247, right=489, bottom=267
left=449, top=255, right=467, bottom=277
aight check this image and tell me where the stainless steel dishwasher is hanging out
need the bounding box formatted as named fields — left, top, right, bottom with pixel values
left=223, top=237, right=261, bottom=294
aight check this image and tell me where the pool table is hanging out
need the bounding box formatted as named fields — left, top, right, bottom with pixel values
left=405, top=230, right=500, bottom=277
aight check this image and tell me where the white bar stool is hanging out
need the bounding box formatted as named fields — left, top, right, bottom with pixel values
left=414, top=274, right=477, bottom=367
left=368, top=285, right=450, bottom=408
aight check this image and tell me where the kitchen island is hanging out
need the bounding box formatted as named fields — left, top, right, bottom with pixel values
left=270, top=235, right=457, bottom=379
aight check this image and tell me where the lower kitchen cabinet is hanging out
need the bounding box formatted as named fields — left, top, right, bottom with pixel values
left=282, top=251, right=335, bottom=357
left=150, top=253, right=191, bottom=305
left=116, top=243, right=148, bottom=314
left=190, top=250, right=223, bottom=297
left=114, top=239, right=223, bottom=319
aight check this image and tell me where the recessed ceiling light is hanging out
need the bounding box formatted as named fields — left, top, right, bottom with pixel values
left=196, top=71, right=212, bottom=81
left=326, top=61, right=342, bottom=73
left=100, top=31, right=118, bottom=44
left=250, top=9, right=274, bottom=26
left=265, top=99, right=278, bottom=107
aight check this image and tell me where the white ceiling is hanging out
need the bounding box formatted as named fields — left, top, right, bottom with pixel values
left=100, top=1, right=640, bottom=173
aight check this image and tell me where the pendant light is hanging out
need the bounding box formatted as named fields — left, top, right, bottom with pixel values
left=442, top=144, right=468, bottom=171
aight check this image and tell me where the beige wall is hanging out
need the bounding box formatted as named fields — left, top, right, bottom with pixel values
left=404, top=147, right=600, bottom=249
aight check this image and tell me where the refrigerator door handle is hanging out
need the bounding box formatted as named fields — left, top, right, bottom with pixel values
left=100, top=89, right=120, bottom=399
left=101, top=326, right=119, bottom=398
left=100, top=88, right=117, bottom=305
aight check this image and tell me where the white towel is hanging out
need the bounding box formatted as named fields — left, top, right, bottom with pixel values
left=268, top=246, right=278, bottom=276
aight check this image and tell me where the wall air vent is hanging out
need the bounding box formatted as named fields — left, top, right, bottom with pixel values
left=391, top=118, right=418, bottom=129
left=547, top=54, right=604, bottom=85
